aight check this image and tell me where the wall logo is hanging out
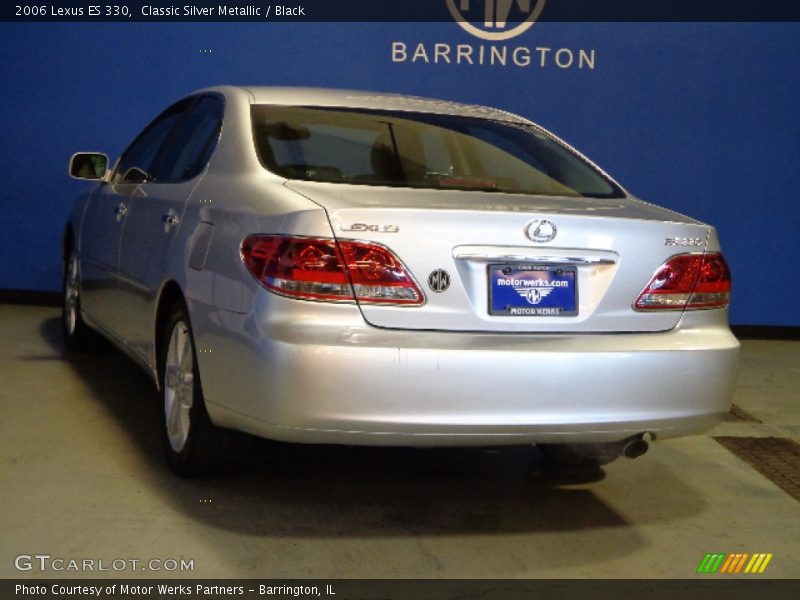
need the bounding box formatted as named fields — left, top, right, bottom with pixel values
left=696, top=553, right=773, bottom=575
left=391, top=0, right=595, bottom=71
left=446, top=0, right=547, bottom=41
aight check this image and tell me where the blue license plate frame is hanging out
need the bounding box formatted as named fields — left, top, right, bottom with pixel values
left=488, top=264, right=578, bottom=317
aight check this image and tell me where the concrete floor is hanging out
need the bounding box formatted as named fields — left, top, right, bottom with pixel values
left=1, top=304, right=798, bottom=579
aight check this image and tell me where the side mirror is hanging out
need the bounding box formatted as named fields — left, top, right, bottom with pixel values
left=69, top=152, right=109, bottom=180
left=121, top=166, right=150, bottom=184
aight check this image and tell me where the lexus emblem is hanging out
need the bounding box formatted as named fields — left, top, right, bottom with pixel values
left=428, top=269, right=451, bottom=293
left=524, top=219, right=557, bottom=243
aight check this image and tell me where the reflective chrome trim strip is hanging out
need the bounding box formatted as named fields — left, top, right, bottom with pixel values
left=453, top=245, right=617, bottom=266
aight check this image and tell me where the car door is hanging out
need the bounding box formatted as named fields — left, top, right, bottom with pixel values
left=116, top=95, right=224, bottom=359
left=80, top=102, right=188, bottom=335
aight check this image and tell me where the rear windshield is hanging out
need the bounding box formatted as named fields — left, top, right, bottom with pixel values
left=251, top=105, right=624, bottom=198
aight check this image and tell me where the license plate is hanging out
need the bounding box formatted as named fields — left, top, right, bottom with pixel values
left=488, top=264, right=578, bottom=317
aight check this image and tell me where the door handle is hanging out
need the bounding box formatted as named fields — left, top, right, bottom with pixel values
left=115, top=202, right=128, bottom=221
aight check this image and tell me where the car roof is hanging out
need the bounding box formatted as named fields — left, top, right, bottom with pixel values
left=196, top=85, right=531, bottom=124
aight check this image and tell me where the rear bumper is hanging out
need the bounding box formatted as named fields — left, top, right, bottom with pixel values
left=195, top=299, right=740, bottom=446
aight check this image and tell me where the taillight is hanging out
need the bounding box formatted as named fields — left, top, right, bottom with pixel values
left=634, top=253, right=731, bottom=311
left=241, top=235, right=424, bottom=305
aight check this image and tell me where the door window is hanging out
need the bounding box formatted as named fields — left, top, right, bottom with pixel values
left=113, top=101, right=189, bottom=184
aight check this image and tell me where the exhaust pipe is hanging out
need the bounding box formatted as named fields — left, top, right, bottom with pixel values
left=623, top=436, right=649, bottom=459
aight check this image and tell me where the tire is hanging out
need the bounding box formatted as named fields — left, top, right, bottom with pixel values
left=159, top=302, right=241, bottom=477
left=62, top=251, right=99, bottom=352
left=538, top=442, right=624, bottom=468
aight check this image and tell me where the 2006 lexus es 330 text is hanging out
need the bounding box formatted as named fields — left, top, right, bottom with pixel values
left=64, top=86, right=739, bottom=475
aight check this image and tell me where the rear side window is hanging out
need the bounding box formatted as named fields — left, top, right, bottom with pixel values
left=155, top=96, right=224, bottom=182
left=251, top=105, right=624, bottom=198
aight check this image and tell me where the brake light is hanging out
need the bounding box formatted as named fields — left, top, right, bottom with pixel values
left=241, top=235, right=424, bottom=305
left=634, top=253, right=731, bottom=311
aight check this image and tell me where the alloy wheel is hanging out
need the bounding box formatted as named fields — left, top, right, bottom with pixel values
left=164, top=321, right=195, bottom=453
left=64, top=256, right=80, bottom=336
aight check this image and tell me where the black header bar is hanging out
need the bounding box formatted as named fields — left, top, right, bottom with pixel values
left=4, top=1, right=800, bottom=23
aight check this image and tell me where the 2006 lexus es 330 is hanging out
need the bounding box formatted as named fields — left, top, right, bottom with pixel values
left=64, top=86, right=739, bottom=475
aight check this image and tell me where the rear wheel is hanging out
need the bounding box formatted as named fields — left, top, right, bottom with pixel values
left=62, top=252, right=98, bottom=351
left=160, top=303, right=240, bottom=477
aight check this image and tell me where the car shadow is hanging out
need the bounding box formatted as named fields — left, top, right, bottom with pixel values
left=40, top=316, right=705, bottom=542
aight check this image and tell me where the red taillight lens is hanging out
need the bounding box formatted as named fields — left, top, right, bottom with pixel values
left=241, top=235, right=424, bottom=305
left=634, top=253, right=731, bottom=311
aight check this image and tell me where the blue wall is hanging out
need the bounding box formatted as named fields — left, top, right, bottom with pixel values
left=1, top=22, right=798, bottom=325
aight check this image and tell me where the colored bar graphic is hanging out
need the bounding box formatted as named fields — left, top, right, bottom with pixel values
left=698, top=552, right=773, bottom=574
left=758, top=554, right=773, bottom=573
left=718, top=553, right=746, bottom=573
left=720, top=554, right=736, bottom=573
left=734, top=553, right=749, bottom=573
left=745, top=554, right=762, bottom=573
left=697, top=553, right=726, bottom=573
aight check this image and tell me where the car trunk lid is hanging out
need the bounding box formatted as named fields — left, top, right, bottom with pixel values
left=286, top=181, right=708, bottom=333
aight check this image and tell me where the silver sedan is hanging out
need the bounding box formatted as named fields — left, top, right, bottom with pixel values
left=64, top=86, right=739, bottom=475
